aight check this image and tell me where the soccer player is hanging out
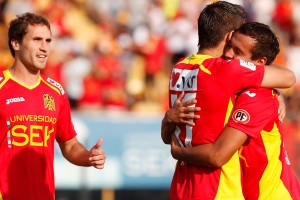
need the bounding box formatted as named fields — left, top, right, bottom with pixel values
left=0, top=13, right=106, bottom=200
left=161, top=1, right=296, bottom=200
left=170, top=22, right=300, bottom=200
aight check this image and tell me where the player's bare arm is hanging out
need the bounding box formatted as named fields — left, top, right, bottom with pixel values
left=161, top=92, right=200, bottom=144
left=276, top=91, right=286, bottom=121
left=171, top=126, right=248, bottom=167
left=262, top=65, right=295, bottom=88
left=59, top=137, right=106, bottom=169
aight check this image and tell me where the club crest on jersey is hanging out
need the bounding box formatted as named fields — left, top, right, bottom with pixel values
left=170, top=68, right=198, bottom=91
left=44, top=94, right=56, bottom=111
left=232, top=109, right=250, bottom=124
left=240, top=60, right=256, bottom=71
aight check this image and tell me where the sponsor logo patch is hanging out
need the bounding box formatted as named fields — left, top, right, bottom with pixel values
left=47, top=77, right=65, bottom=95
left=171, top=72, right=180, bottom=87
left=239, top=60, right=256, bottom=71
left=232, top=109, right=250, bottom=124
left=169, top=68, right=198, bottom=91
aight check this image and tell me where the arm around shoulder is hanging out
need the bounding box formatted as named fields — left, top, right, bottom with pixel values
left=262, top=65, right=295, bottom=88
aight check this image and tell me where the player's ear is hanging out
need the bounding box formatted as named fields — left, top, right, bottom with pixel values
left=11, top=39, right=20, bottom=51
left=225, top=31, right=234, bottom=43
left=257, top=57, right=267, bottom=65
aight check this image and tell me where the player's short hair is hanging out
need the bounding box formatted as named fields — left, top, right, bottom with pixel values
left=197, top=1, right=246, bottom=50
left=8, top=12, right=51, bottom=57
left=235, top=22, right=280, bottom=65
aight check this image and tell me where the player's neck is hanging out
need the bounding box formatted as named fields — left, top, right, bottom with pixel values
left=8, top=64, right=40, bottom=86
left=198, top=46, right=223, bottom=58
left=197, top=36, right=228, bottom=58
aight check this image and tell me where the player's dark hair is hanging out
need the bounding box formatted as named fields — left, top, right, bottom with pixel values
left=197, top=1, right=246, bottom=50
left=8, top=12, right=51, bottom=57
left=235, top=22, right=280, bottom=65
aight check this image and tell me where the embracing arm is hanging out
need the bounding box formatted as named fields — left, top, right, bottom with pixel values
left=171, top=126, right=248, bottom=167
left=59, top=137, right=106, bottom=169
left=262, top=65, right=295, bottom=88
left=161, top=112, right=176, bottom=144
left=276, top=90, right=286, bottom=121
left=161, top=92, right=200, bottom=144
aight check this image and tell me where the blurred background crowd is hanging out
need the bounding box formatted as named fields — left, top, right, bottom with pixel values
left=0, top=0, right=299, bottom=176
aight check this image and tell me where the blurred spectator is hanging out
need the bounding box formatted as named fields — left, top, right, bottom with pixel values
left=0, top=0, right=7, bottom=23
left=272, top=0, right=295, bottom=43
left=248, top=0, right=275, bottom=24
left=62, top=52, right=92, bottom=109
left=78, top=60, right=103, bottom=110
left=94, top=47, right=127, bottom=110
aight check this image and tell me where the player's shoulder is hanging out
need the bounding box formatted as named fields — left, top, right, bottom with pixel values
left=0, top=70, right=10, bottom=87
left=210, top=58, right=258, bottom=71
left=243, top=87, right=273, bottom=94
left=202, top=57, right=234, bottom=69
left=240, top=88, right=274, bottom=100
left=0, top=70, right=5, bottom=82
left=40, top=74, right=65, bottom=95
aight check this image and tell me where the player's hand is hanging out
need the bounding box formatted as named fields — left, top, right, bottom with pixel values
left=276, top=91, right=286, bottom=122
left=89, top=138, right=106, bottom=169
left=166, top=91, right=200, bottom=126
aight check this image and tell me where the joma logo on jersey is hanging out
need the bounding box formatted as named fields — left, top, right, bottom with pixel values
left=44, top=94, right=55, bottom=111
left=170, top=69, right=198, bottom=91
left=6, top=97, right=25, bottom=105
left=232, top=109, right=250, bottom=124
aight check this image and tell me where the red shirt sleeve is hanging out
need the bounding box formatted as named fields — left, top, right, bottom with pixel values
left=227, top=88, right=278, bottom=138
left=209, top=58, right=265, bottom=93
left=55, top=93, right=77, bottom=143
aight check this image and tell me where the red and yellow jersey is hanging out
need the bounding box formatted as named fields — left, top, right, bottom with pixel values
left=227, top=88, right=300, bottom=200
left=0, top=70, right=77, bottom=200
left=169, top=54, right=264, bottom=200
